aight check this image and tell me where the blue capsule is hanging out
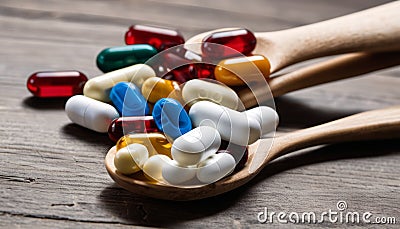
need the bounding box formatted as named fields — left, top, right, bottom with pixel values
left=152, top=98, right=192, bottom=140
left=110, top=82, right=149, bottom=116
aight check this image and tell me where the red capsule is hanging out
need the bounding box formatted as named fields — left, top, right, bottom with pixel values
left=192, top=63, right=215, bottom=80
left=202, top=28, right=256, bottom=59
left=219, top=140, right=248, bottom=171
left=125, top=25, right=185, bottom=51
left=108, top=116, right=158, bottom=142
left=27, top=71, right=88, bottom=98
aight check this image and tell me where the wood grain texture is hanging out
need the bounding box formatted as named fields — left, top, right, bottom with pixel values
left=0, top=0, right=398, bottom=228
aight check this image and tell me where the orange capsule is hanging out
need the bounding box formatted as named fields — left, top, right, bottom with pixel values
left=141, top=77, right=182, bottom=103
left=214, top=55, right=270, bottom=86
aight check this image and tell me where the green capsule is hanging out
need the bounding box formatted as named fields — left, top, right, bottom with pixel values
left=96, top=44, right=158, bottom=73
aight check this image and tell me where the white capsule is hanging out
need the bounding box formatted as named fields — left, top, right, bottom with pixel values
left=83, top=64, right=155, bottom=102
left=143, top=154, right=171, bottom=181
left=245, top=106, right=279, bottom=137
left=65, top=95, right=119, bottom=133
left=197, top=153, right=236, bottom=183
left=162, top=160, right=196, bottom=185
left=113, top=144, right=149, bottom=175
left=182, top=79, right=240, bottom=110
left=189, top=101, right=261, bottom=146
left=171, top=126, right=221, bottom=166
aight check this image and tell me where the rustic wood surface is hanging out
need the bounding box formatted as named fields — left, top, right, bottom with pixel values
left=0, top=0, right=398, bottom=228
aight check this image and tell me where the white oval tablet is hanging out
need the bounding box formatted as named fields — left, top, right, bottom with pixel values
left=171, top=126, right=221, bottom=166
left=113, top=144, right=149, bottom=175
left=162, top=160, right=196, bottom=185
left=189, top=101, right=261, bottom=146
left=245, top=106, right=279, bottom=137
left=143, top=154, right=172, bottom=182
left=65, top=95, right=119, bottom=133
left=182, top=79, right=240, bottom=110
left=83, top=64, right=155, bottom=102
left=196, top=153, right=236, bottom=183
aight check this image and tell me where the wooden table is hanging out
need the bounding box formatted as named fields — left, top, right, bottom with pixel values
left=1, top=0, right=398, bottom=228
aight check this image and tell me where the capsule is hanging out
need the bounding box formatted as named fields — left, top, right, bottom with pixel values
left=27, top=71, right=88, bottom=98
left=116, top=133, right=172, bottom=157
left=215, top=55, right=271, bottom=86
left=125, top=25, right=185, bottom=51
left=108, top=116, right=158, bottom=142
left=152, top=98, right=192, bottom=140
left=96, top=44, right=157, bottom=73
left=202, top=28, right=256, bottom=58
left=218, top=140, right=248, bottom=171
left=83, top=64, right=155, bottom=102
left=156, top=52, right=195, bottom=82
left=192, top=63, right=215, bottom=79
left=109, top=82, right=149, bottom=116
left=171, top=126, right=221, bottom=166
left=196, top=152, right=236, bottom=183
left=141, top=77, right=181, bottom=103
left=114, top=144, right=149, bottom=175
left=182, top=79, right=240, bottom=110
left=65, top=95, right=119, bottom=133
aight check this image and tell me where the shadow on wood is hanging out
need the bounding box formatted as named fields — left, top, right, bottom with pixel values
left=275, top=96, right=364, bottom=128
left=22, top=96, right=68, bottom=110
left=61, top=123, right=114, bottom=148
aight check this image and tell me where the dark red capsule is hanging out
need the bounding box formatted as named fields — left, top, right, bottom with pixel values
left=108, top=116, right=158, bottom=142
left=125, top=25, right=185, bottom=51
left=192, top=63, right=215, bottom=80
left=201, top=28, right=256, bottom=59
left=218, top=140, right=248, bottom=171
left=27, top=71, right=88, bottom=98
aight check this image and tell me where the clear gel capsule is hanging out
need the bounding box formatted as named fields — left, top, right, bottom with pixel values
left=108, top=116, right=158, bottom=143
left=96, top=44, right=157, bottom=73
left=125, top=25, right=185, bottom=51
left=152, top=98, right=192, bottom=140
left=27, top=71, right=88, bottom=98
left=65, top=95, right=119, bottom=133
left=141, top=77, right=182, bottom=104
left=116, top=133, right=172, bottom=158
left=83, top=64, right=155, bottom=102
left=202, top=28, right=256, bottom=58
left=215, top=55, right=271, bottom=86
left=109, top=82, right=149, bottom=116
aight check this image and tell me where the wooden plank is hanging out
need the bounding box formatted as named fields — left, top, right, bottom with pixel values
left=0, top=0, right=399, bottom=227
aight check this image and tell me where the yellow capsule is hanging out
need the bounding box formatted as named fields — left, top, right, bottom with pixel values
left=214, top=55, right=271, bottom=86
left=141, top=77, right=182, bottom=103
left=116, top=133, right=172, bottom=158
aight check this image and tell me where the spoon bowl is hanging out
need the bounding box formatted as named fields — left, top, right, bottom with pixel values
left=105, top=106, right=400, bottom=200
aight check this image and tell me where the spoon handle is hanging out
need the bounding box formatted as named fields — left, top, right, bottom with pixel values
left=261, top=1, right=400, bottom=72
left=267, top=106, right=400, bottom=162
left=239, top=52, right=400, bottom=108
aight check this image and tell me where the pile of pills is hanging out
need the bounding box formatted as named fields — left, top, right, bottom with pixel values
left=26, top=25, right=278, bottom=186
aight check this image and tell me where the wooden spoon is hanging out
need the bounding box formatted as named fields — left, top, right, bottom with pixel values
left=185, top=2, right=400, bottom=73
left=239, top=51, right=400, bottom=108
left=105, top=106, right=400, bottom=200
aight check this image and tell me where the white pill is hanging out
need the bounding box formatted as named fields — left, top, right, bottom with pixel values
left=182, top=79, right=240, bottom=110
left=114, top=144, right=149, bottom=175
left=189, top=101, right=261, bottom=146
left=143, top=154, right=171, bottom=181
left=65, top=95, right=119, bottom=133
left=83, top=64, right=155, bottom=102
left=162, top=160, right=196, bottom=185
left=197, top=153, right=236, bottom=183
left=245, top=106, right=279, bottom=137
left=171, top=126, right=221, bottom=166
